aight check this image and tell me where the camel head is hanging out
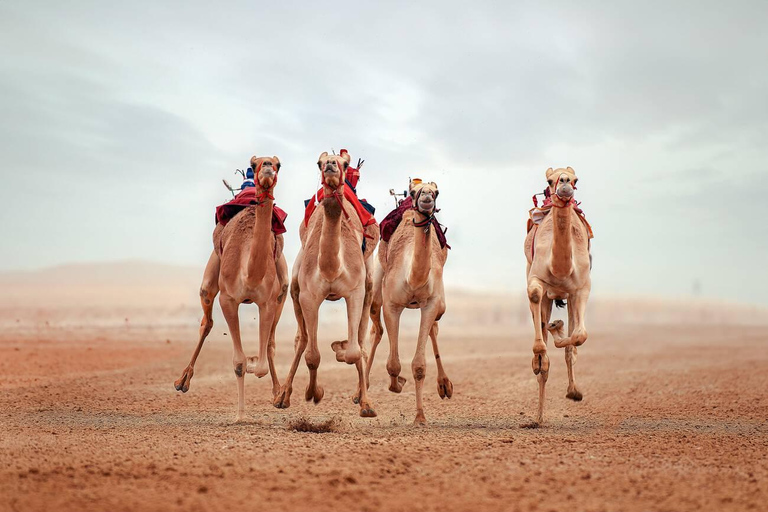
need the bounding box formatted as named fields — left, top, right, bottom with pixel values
left=410, top=179, right=439, bottom=216
left=250, top=155, right=281, bottom=190
left=546, top=167, right=578, bottom=203
left=317, top=151, right=350, bottom=190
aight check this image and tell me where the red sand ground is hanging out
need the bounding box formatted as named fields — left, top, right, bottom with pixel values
left=1, top=316, right=767, bottom=511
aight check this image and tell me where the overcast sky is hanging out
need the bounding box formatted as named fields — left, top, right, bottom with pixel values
left=1, top=1, right=767, bottom=304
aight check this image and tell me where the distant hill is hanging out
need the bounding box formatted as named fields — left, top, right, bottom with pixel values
left=1, top=261, right=766, bottom=327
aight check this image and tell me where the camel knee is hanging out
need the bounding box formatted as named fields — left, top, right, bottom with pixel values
left=233, top=358, right=245, bottom=377
left=305, top=350, right=320, bottom=370
left=290, top=280, right=300, bottom=302
left=527, top=284, right=543, bottom=304
left=412, top=359, right=426, bottom=382
left=200, top=287, right=215, bottom=306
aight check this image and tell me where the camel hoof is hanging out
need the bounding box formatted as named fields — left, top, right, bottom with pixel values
left=547, top=320, right=564, bottom=331
left=359, top=402, right=377, bottom=418
left=532, top=353, right=550, bottom=375
left=331, top=340, right=347, bottom=362
left=437, top=376, right=453, bottom=399
left=352, top=387, right=362, bottom=404
left=273, top=386, right=292, bottom=409
left=566, top=389, right=583, bottom=401
left=520, top=421, right=541, bottom=429
left=413, top=410, right=427, bottom=426
left=305, top=384, right=324, bottom=404
left=389, top=376, right=406, bottom=393
left=174, top=367, right=194, bottom=393
left=234, top=413, right=247, bottom=424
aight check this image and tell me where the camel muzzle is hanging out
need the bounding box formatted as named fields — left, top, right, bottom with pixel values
left=557, top=184, right=574, bottom=199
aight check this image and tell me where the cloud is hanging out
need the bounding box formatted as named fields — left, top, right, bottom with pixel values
left=1, top=0, right=767, bottom=304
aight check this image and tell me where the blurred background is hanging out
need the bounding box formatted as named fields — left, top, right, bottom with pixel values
left=2, top=0, right=767, bottom=331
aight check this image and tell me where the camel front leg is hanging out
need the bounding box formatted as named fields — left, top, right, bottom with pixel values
left=301, top=292, right=324, bottom=404
left=429, top=322, right=453, bottom=399
left=553, top=287, right=590, bottom=349
left=220, top=296, right=246, bottom=423
left=527, top=278, right=549, bottom=426
left=175, top=250, right=220, bottom=393
left=382, top=302, right=406, bottom=393
left=412, top=302, right=440, bottom=425
left=346, top=286, right=376, bottom=417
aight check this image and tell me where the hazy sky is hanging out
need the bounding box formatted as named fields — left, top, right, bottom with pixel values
left=1, top=1, right=767, bottom=304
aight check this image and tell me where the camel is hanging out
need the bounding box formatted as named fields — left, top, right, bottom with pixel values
left=524, top=166, right=592, bottom=426
left=273, top=151, right=380, bottom=417
left=174, top=156, right=289, bottom=422
left=368, top=180, right=451, bottom=425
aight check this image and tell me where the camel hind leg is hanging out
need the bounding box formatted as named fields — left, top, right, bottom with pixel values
left=365, top=258, right=384, bottom=389
left=565, top=301, right=583, bottom=401
left=412, top=301, right=441, bottom=425
left=274, top=275, right=307, bottom=409
left=525, top=278, right=551, bottom=427
left=175, top=250, right=219, bottom=393
left=429, top=322, right=453, bottom=399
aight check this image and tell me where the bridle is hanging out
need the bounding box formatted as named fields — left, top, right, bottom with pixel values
left=550, top=172, right=577, bottom=208
left=321, top=160, right=352, bottom=220
left=252, top=160, right=278, bottom=205
left=412, top=186, right=439, bottom=234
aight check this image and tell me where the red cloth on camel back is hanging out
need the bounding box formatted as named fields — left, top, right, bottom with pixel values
left=215, top=188, right=287, bottom=234
left=303, top=186, right=376, bottom=229
left=380, top=197, right=449, bottom=249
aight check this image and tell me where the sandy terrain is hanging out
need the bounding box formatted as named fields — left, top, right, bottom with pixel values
left=1, top=263, right=767, bottom=512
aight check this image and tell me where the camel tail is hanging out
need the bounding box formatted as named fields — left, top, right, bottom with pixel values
left=555, top=299, right=567, bottom=309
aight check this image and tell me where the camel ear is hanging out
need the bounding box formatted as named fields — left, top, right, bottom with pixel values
left=250, top=156, right=259, bottom=170
left=340, top=151, right=351, bottom=164
left=272, top=156, right=281, bottom=171
left=566, top=166, right=574, bottom=173
left=317, top=152, right=328, bottom=170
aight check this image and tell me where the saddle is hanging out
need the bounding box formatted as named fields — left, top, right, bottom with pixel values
left=380, top=196, right=449, bottom=249
left=526, top=188, right=593, bottom=262
left=215, top=188, right=287, bottom=234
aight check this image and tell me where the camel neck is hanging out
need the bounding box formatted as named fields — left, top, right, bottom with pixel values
left=246, top=197, right=274, bottom=283
left=550, top=203, right=573, bottom=279
left=408, top=212, right=433, bottom=289
left=318, top=196, right=343, bottom=281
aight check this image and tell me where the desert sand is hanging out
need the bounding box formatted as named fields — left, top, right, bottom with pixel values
left=1, top=263, right=767, bottom=512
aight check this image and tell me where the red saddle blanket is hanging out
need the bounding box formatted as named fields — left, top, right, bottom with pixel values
left=215, top=188, right=287, bottom=235
left=380, top=197, right=449, bottom=249
left=303, top=186, right=376, bottom=228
